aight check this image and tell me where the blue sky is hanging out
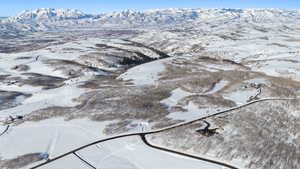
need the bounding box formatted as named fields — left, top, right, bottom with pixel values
left=1, top=0, right=300, bottom=16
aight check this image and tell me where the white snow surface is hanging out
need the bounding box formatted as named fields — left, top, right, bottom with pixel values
left=118, top=57, right=170, bottom=86
left=161, top=88, right=192, bottom=108
left=0, top=118, right=112, bottom=160
left=0, top=81, right=87, bottom=118
left=223, top=89, right=257, bottom=105
left=39, top=136, right=228, bottom=169
left=206, top=80, right=229, bottom=94
left=168, top=101, right=217, bottom=121
left=0, top=38, right=114, bottom=117
left=37, top=155, right=91, bottom=169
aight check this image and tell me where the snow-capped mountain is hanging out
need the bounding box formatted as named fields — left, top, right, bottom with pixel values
left=8, top=8, right=91, bottom=22
left=1, top=8, right=300, bottom=34
left=2, top=8, right=95, bottom=32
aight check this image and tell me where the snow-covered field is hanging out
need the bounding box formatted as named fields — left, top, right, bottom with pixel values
left=38, top=136, right=229, bottom=169
left=118, top=57, right=173, bottom=86
left=0, top=118, right=111, bottom=160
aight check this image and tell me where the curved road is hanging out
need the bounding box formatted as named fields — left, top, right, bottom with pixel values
left=30, top=97, right=299, bottom=169
left=0, top=125, right=9, bottom=137
left=140, top=134, right=239, bottom=169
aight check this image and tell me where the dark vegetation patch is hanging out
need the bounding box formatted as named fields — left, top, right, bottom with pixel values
left=268, top=43, right=288, bottom=48
left=180, top=95, right=236, bottom=109
left=121, top=39, right=171, bottom=58
left=265, top=76, right=300, bottom=97
left=44, top=59, right=110, bottom=78
left=11, top=64, right=30, bottom=72
left=0, top=153, right=44, bottom=169
left=21, top=73, right=66, bottom=89
left=197, top=56, right=249, bottom=69
left=79, top=74, right=125, bottom=89
left=0, top=90, right=31, bottom=111
left=179, top=75, right=222, bottom=93
left=0, top=44, right=51, bottom=54
left=96, top=43, right=158, bottom=66
left=0, top=75, right=10, bottom=81
left=15, top=56, right=33, bottom=60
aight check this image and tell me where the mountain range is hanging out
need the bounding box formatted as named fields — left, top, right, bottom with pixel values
left=1, top=8, right=300, bottom=35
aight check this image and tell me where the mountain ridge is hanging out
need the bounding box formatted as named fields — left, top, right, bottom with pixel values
left=1, top=8, right=300, bottom=36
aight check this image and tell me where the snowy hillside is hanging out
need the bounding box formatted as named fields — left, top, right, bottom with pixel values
left=1, top=7, right=300, bottom=169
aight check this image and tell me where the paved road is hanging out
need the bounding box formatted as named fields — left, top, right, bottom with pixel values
left=0, top=125, right=9, bottom=137
left=29, top=97, right=299, bottom=169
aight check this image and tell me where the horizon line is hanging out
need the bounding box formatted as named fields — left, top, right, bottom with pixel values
left=2, top=7, right=300, bottom=17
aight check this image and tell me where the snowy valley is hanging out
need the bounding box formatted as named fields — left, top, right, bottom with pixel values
left=0, top=8, right=300, bottom=169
